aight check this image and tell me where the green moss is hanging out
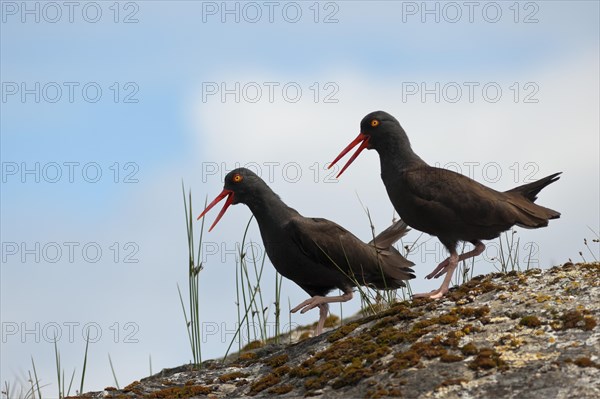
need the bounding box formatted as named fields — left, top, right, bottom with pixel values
left=366, top=386, right=403, bottom=398
left=265, top=353, right=289, bottom=368
left=330, top=358, right=374, bottom=389
left=412, top=319, right=436, bottom=330
left=123, top=380, right=141, bottom=393
left=411, top=341, right=447, bottom=359
left=238, top=352, right=258, bottom=362
left=388, top=350, right=421, bottom=372
left=273, top=365, right=291, bottom=377
left=561, top=310, right=583, bottom=329
left=373, top=327, right=407, bottom=346
left=319, top=331, right=390, bottom=367
left=301, top=361, right=345, bottom=391
left=242, top=340, right=263, bottom=351
left=304, top=376, right=327, bottom=391
left=442, top=331, right=463, bottom=348
left=535, top=294, right=552, bottom=303
left=371, top=317, right=398, bottom=331
left=366, top=387, right=403, bottom=398
left=440, top=353, right=464, bottom=363
left=248, top=374, right=280, bottom=396
left=363, top=342, right=392, bottom=362
left=354, top=301, right=419, bottom=327
left=218, top=371, right=248, bottom=383
left=323, top=314, right=341, bottom=328
left=312, top=314, right=341, bottom=328
left=573, top=357, right=596, bottom=368
left=288, top=358, right=316, bottom=378
left=566, top=354, right=600, bottom=369
left=267, top=384, right=294, bottom=394
left=328, top=322, right=360, bottom=342
left=468, top=348, right=506, bottom=371
left=558, top=310, right=596, bottom=331
left=460, top=343, right=479, bottom=356
left=145, top=385, right=212, bottom=398
left=584, top=316, right=598, bottom=331
left=452, top=305, right=490, bottom=319
left=496, top=334, right=523, bottom=348
left=507, top=284, right=520, bottom=292
left=520, top=315, right=542, bottom=328
left=438, top=314, right=460, bottom=325
left=447, top=277, right=502, bottom=301
left=461, top=324, right=482, bottom=335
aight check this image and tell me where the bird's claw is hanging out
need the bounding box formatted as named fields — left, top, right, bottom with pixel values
left=412, top=288, right=448, bottom=300
left=291, top=296, right=326, bottom=314
left=425, top=258, right=450, bottom=279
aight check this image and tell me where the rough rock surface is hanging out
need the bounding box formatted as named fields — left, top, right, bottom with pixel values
left=75, top=263, right=600, bottom=398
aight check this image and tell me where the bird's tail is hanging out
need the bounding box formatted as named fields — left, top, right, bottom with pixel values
left=369, top=219, right=411, bottom=248
left=504, top=172, right=561, bottom=227
left=367, top=220, right=416, bottom=289
left=506, top=172, right=561, bottom=203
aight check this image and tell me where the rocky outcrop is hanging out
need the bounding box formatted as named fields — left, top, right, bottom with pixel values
left=77, top=263, right=600, bottom=398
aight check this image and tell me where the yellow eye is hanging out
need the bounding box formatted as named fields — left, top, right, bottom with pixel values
left=371, top=119, right=380, bottom=127
left=232, top=174, right=243, bottom=183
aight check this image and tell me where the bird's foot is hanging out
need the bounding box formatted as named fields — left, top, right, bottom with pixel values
left=425, top=258, right=450, bottom=279
left=291, top=296, right=328, bottom=314
left=426, top=243, right=486, bottom=280
left=412, top=287, right=448, bottom=300
left=416, top=252, right=458, bottom=299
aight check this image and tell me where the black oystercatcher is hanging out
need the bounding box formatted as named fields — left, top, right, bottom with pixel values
left=198, top=168, right=415, bottom=335
left=329, top=111, right=561, bottom=299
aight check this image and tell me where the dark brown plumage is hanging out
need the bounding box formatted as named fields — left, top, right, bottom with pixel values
left=330, top=111, right=561, bottom=298
left=198, top=168, right=415, bottom=334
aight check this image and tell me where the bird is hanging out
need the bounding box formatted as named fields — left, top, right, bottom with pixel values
left=197, top=167, right=415, bottom=335
left=329, top=110, right=561, bottom=299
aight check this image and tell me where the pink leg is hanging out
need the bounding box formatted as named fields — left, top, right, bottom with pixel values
left=426, top=242, right=486, bottom=279
left=413, top=252, right=460, bottom=299
left=291, top=291, right=353, bottom=336
left=315, top=304, right=329, bottom=336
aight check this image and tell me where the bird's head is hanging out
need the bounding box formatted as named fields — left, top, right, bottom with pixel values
left=197, top=168, right=262, bottom=231
left=329, top=111, right=402, bottom=177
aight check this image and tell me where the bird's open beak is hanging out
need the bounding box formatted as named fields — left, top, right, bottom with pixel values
left=197, top=189, right=235, bottom=232
left=329, top=133, right=370, bottom=178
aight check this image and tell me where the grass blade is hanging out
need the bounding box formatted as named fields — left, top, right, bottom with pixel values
left=108, top=354, right=119, bottom=390
left=79, top=328, right=90, bottom=395
left=31, top=356, right=41, bottom=399
left=53, top=334, right=61, bottom=399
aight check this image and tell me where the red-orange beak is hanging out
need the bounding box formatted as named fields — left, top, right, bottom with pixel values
left=328, top=133, right=369, bottom=178
left=197, top=189, right=234, bottom=232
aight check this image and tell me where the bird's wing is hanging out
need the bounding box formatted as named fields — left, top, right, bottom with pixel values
left=284, top=217, right=414, bottom=289
left=402, top=167, right=515, bottom=228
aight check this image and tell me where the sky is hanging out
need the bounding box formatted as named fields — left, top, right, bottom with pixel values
left=1, top=0, right=599, bottom=396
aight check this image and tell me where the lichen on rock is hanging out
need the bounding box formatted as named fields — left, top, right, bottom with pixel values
left=74, top=262, right=600, bottom=399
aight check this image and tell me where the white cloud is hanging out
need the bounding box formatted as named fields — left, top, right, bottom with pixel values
left=3, top=45, right=597, bottom=399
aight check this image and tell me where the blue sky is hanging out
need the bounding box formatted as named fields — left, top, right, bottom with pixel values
left=2, top=1, right=599, bottom=396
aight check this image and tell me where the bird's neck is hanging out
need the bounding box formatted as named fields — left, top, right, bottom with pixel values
left=246, top=188, right=299, bottom=229
left=377, top=130, right=428, bottom=174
